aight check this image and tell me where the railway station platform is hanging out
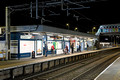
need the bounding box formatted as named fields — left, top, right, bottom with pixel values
left=0, top=50, right=98, bottom=69
left=95, top=56, right=120, bottom=80
left=0, top=47, right=119, bottom=80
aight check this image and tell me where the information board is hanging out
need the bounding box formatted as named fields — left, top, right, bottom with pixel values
left=36, top=40, right=42, bottom=55
left=20, top=40, right=34, bottom=53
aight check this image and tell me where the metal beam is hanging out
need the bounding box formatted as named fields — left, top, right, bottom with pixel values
left=30, top=2, right=33, bottom=18
left=67, top=0, right=84, bottom=7
left=68, top=7, right=90, bottom=10
left=46, top=1, right=61, bottom=5
left=36, top=0, right=38, bottom=19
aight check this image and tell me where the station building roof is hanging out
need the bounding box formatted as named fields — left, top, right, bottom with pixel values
left=11, top=25, right=97, bottom=38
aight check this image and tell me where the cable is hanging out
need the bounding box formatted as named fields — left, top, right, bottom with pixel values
left=72, top=10, right=100, bottom=25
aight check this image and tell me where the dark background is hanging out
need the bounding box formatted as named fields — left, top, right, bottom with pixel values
left=100, top=36, right=111, bottom=42
left=0, top=0, right=120, bottom=33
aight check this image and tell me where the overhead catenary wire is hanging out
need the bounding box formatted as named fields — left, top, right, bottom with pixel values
left=7, top=0, right=103, bottom=32
left=72, top=10, right=100, bottom=25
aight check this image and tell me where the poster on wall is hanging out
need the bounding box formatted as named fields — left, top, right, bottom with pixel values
left=56, top=41, right=62, bottom=49
left=0, top=41, right=5, bottom=51
left=47, top=41, right=62, bottom=50
left=10, top=40, right=18, bottom=53
left=47, top=41, right=53, bottom=51
left=70, top=39, right=76, bottom=48
left=37, top=40, right=42, bottom=55
left=20, top=40, right=34, bottom=53
left=85, top=41, right=87, bottom=48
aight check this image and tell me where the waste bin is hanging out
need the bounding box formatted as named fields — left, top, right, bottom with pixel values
left=32, top=51, right=35, bottom=59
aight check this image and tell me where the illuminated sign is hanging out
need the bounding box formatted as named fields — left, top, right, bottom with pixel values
left=21, top=35, right=33, bottom=39
left=36, top=40, right=42, bottom=55
left=20, top=40, right=34, bottom=53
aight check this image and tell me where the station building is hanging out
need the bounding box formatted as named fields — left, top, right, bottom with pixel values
left=0, top=25, right=97, bottom=59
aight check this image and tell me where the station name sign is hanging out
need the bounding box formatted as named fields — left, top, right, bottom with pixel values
left=21, top=35, right=33, bottom=39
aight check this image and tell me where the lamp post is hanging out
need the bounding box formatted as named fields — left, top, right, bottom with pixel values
left=66, top=23, right=69, bottom=30
left=92, top=27, right=96, bottom=34
left=74, top=27, right=78, bottom=31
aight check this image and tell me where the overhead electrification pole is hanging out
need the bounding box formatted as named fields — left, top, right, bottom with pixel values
left=5, top=7, right=9, bottom=60
left=5, top=7, right=11, bottom=60
left=36, top=0, right=38, bottom=19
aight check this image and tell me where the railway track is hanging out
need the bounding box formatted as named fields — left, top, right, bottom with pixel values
left=72, top=53, right=119, bottom=80
left=20, top=49, right=120, bottom=80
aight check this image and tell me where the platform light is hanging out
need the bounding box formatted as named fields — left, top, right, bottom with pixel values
left=93, top=27, right=96, bottom=30
left=66, top=23, right=69, bottom=26
left=74, top=27, right=78, bottom=31
left=92, top=27, right=96, bottom=34
left=66, top=23, right=70, bottom=30
left=32, top=33, right=39, bottom=35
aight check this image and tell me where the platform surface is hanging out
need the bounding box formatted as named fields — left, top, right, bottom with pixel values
left=0, top=51, right=92, bottom=70
left=0, top=47, right=118, bottom=71
left=95, top=57, right=120, bottom=80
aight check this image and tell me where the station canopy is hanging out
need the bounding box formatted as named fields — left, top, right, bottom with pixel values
left=11, top=25, right=98, bottom=39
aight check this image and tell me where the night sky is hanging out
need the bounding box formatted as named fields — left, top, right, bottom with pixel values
left=0, top=0, right=120, bottom=33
